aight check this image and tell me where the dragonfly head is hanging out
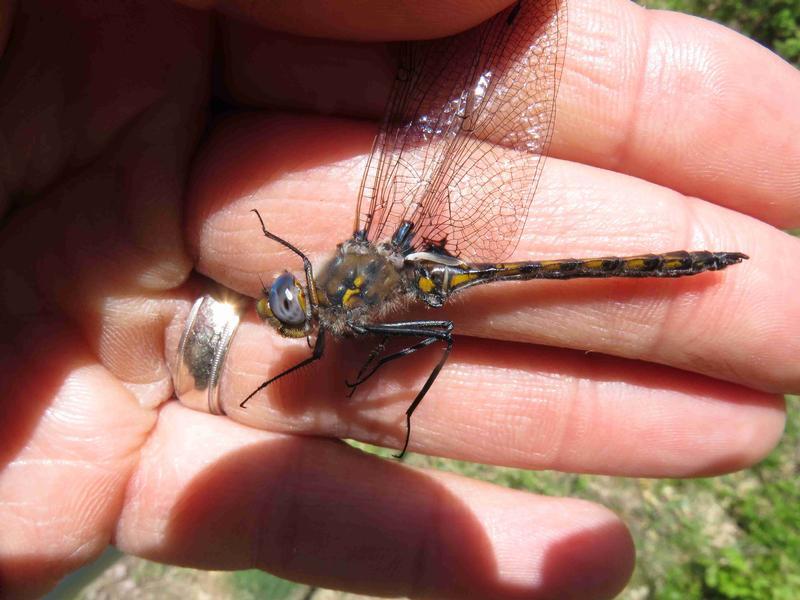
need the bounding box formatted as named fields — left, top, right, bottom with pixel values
left=257, top=271, right=311, bottom=339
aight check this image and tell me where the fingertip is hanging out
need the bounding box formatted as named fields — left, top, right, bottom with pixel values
left=118, top=405, right=635, bottom=599
left=538, top=504, right=635, bottom=600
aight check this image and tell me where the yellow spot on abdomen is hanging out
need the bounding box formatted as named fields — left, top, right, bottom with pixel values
left=450, top=273, right=478, bottom=288
left=583, top=259, right=605, bottom=270
left=418, top=276, right=435, bottom=293
left=540, top=260, right=562, bottom=271
left=625, top=258, right=646, bottom=270
left=499, top=266, right=520, bottom=276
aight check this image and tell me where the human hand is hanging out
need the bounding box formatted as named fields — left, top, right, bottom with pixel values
left=1, top=1, right=796, bottom=599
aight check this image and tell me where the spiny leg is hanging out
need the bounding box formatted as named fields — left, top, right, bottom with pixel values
left=346, top=335, right=388, bottom=398
left=240, top=329, right=326, bottom=408
left=346, top=336, right=440, bottom=393
left=397, top=334, right=453, bottom=459
left=353, top=321, right=453, bottom=458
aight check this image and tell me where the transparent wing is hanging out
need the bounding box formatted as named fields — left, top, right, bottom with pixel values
left=354, top=0, right=566, bottom=262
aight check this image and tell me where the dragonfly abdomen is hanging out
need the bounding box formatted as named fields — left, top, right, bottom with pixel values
left=412, top=250, right=749, bottom=304
left=494, top=250, right=749, bottom=280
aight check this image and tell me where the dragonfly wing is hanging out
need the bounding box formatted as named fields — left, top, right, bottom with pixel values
left=354, top=0, right=567, bottom=262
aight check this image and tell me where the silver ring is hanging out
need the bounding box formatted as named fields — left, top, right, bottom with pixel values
left=173, top=294, right=242, bottom=415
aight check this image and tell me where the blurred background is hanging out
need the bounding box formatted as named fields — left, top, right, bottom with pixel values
left=50, top=1, right=799, bottom=598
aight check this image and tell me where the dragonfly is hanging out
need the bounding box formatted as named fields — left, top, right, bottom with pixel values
left=242, top=0, right=748, bottom=458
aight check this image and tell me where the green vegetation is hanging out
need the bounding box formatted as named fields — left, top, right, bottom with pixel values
left=228, top=569, right=305, bottom=599
left=640, top=0, right=800, bottom=65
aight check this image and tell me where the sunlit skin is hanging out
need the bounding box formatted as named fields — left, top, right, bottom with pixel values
left=1, top=1, right=798, bottom=599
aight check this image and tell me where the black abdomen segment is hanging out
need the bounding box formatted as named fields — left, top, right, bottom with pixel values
left=495, top=251, right=749, bottom=280
left=434, top=251, right=749, bottom=298
left=414, top=251, right=749, bottom=304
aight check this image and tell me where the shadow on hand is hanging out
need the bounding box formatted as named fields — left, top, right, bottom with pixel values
left=157, top=434, right=631, bottom=599
left=0, top=317, right=94, bottom=470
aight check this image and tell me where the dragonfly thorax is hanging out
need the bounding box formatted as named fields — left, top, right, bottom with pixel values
left=314, top=240, right=409, bottom=334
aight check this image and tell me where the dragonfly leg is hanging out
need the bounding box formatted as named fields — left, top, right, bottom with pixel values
left=346, top=334, right=388, bottom=398
left=352, top=321, right=453, bottom=458
left=346, top=335, right=440, bottom=395
left=398, top=332, right=452, bottom=459
left=240, top=328, right=326, bottom=408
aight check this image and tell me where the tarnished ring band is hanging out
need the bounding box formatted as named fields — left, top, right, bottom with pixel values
left=173, top=295, right=241, bottom=415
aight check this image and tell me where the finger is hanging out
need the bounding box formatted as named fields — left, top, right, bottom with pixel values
left=0, top=318, right=155, bottom=598
left=216, top=0, right=800, bottom=227
left=0, top=3, right=212, bottom=595
left=186, top=113, right=800, bottom=394
left=116, top=403, right=634, bottom=600
left=556, top=0, right=800, bottom=228
left=0, top=0, right=210, bottom=405
left=204, top=320, right=785, bottom=472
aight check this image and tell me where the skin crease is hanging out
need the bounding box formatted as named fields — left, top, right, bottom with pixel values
left=0, top=0, right=798, bottom=598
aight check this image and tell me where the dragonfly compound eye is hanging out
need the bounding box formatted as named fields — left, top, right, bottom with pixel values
left=268, top=273, right=306, bottom=326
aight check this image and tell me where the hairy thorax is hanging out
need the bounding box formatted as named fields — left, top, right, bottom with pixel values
left=314, top=240, right=410, bottom=335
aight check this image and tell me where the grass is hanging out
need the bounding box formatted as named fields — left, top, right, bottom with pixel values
left=639, top=0, right=800, bottom=66
left=227, top=570, right=307, bottom=600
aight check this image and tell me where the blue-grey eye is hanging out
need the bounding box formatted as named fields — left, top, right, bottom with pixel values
left=268, top=273, right=306, bottom=326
